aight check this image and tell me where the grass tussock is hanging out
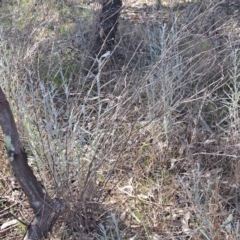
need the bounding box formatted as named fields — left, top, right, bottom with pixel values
left=1, top=0, right=240, bottom=239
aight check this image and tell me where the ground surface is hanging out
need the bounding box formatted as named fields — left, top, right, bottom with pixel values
left=1, top=0, right=240, bottom=239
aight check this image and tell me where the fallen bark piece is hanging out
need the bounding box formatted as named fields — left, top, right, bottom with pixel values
left=1, top=219, right=18, bottom=230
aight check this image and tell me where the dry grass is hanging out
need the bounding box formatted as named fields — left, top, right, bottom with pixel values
left=1, top=0, right=240, bottom=239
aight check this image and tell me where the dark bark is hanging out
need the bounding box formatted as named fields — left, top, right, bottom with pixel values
left=0, top=87, right=64, bottom=240
left=92, top=0, right=122, bottom=57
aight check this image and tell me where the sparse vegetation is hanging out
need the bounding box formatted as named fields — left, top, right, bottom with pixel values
left=1, top=0, right=240, bottom=239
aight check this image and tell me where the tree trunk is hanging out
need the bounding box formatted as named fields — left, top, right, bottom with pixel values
left=92, top=0, right=122, bottom=57
left=0, top=87, right=64, bottom=240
